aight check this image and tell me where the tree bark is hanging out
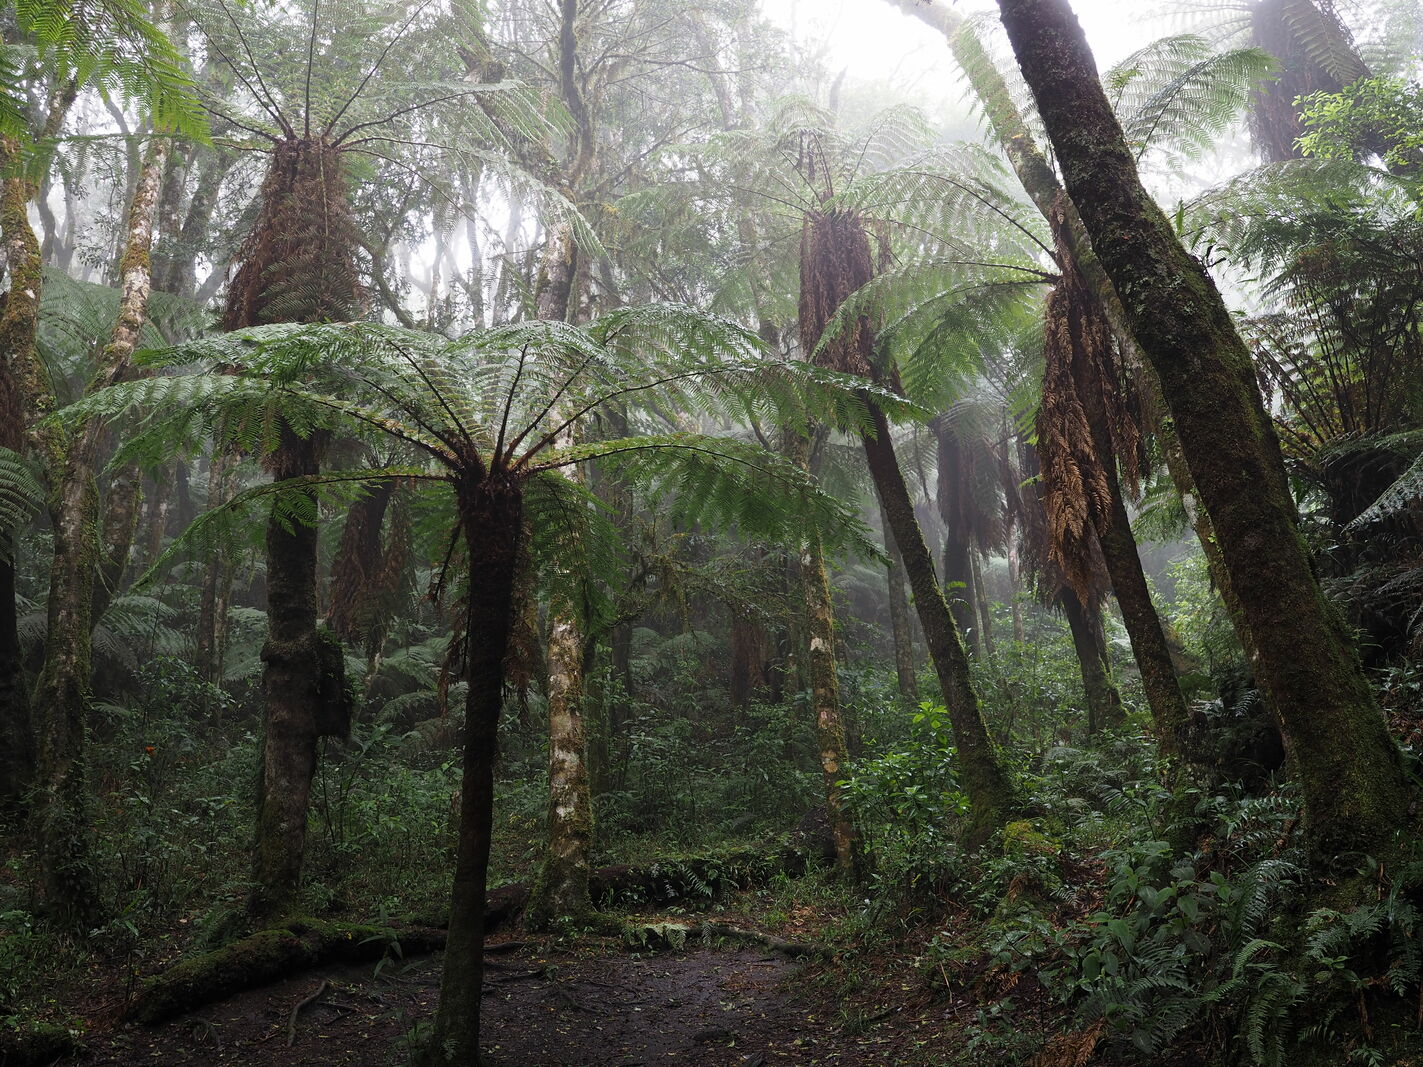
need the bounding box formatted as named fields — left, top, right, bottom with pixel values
left=0, top=86, right=75, bottom=815
left=428, top=482, right=523, bottom=1067
left=33, top=135, right=167, bottom=925
left=1061, top=588, right=1123, bottom=735
left=995, top=0, right=1411, bottom=863
left=972, top=551, right=996, bottom=659
left=860, top=404, right=1022, bottom=844
left=801, top=531, right=859, bottom=877
left=525, top=607, right=595, bottom=928
left=250, top=428, right=350, bottom=920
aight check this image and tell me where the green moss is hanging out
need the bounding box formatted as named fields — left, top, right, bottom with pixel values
left=1002, top=820, right=1059, bottom=858
left=0, top=1021, right=81, bottom=1067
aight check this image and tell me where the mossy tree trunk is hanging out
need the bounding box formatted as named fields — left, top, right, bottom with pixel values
left=0, top=86, right=76, bottom=815
left=428, top=480, right=523, bottom=1067
left=33, top=135, right=167, bottom=926
left=936, top=422, right=982, bottom=657
left=1061, top=589, right=1123, bottom=735
left=995, top=0, right=1411, bottom=864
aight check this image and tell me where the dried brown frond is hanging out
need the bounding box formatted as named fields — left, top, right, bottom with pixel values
left=1037, top=279, right=1112, bottom=603
left=1035, top=194, right=1151, bottom=604
left=223, top=136, right=365, bottom=330
left=798, top=208, right=878, bottom=380
left=1027, top=1018, right=1105, bottom=1067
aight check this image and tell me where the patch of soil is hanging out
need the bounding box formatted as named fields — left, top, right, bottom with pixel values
left=60, top=943, right=911, bottom=1066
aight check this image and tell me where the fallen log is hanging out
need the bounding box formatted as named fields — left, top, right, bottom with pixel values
left=623, top=920, right=821, bottom=957
left=127, top=842, right=819, bottom=1026
left=126, top=918, right=446, bottom=1025
left=0, top=1022, right=79, bottom=1067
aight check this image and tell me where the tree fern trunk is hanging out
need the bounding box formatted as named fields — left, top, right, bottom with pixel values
left=428, top=482, right=522, bottom=1067
left=1061, top=588, right=1123, bottom=735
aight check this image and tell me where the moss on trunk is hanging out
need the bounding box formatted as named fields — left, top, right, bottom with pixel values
left=995, top=0, right=1412, bottom=865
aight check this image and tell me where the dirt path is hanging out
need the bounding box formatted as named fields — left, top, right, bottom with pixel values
left=62, top=943, right=910, bottom=1066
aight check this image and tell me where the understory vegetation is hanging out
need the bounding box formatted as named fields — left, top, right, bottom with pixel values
left=2, top=0, right=1423, bottom=1064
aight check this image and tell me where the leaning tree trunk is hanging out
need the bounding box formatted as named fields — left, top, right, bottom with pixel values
left=428, top=481, right=523, bottom=1067
left=936, top=422, right=982, bottom=655
left=891, top=0, right=1262, bottom=669
left=33, top=135, right=167, bottom=925
left=1060, top=588, right=1124, bottom=735
left=862, top=405, right=1023, bottom=844
left=800, top=203, right=1021, bottom=844
left=995, top=0, right=1411, bottom=864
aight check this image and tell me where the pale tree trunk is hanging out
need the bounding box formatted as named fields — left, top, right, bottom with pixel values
left=526, top=220, right=596, bottom=928
left=995, top=0, right=1411, bottom=865
left=802, top=532, right=858, bottom=876
left=526, top=605, right=594, bottom=928
left=785, top=428, right=858, bottom=874
left=34, top=135, right=167, bottom=925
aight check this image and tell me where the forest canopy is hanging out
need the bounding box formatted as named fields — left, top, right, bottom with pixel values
left=2, top=0, right=1423, bottom=1065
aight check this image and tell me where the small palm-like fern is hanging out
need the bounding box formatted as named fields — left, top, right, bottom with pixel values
left=57, top=308, right=887, bottom=601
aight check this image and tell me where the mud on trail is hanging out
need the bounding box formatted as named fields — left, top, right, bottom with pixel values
left=61, top=941, right=911, bottom=1066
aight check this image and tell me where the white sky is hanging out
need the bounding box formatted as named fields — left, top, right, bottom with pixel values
left=759, top=0, right=1165, bottom=111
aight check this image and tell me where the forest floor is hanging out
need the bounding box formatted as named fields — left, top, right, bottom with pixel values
left=51, top=898, right=1056, bottom=1067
